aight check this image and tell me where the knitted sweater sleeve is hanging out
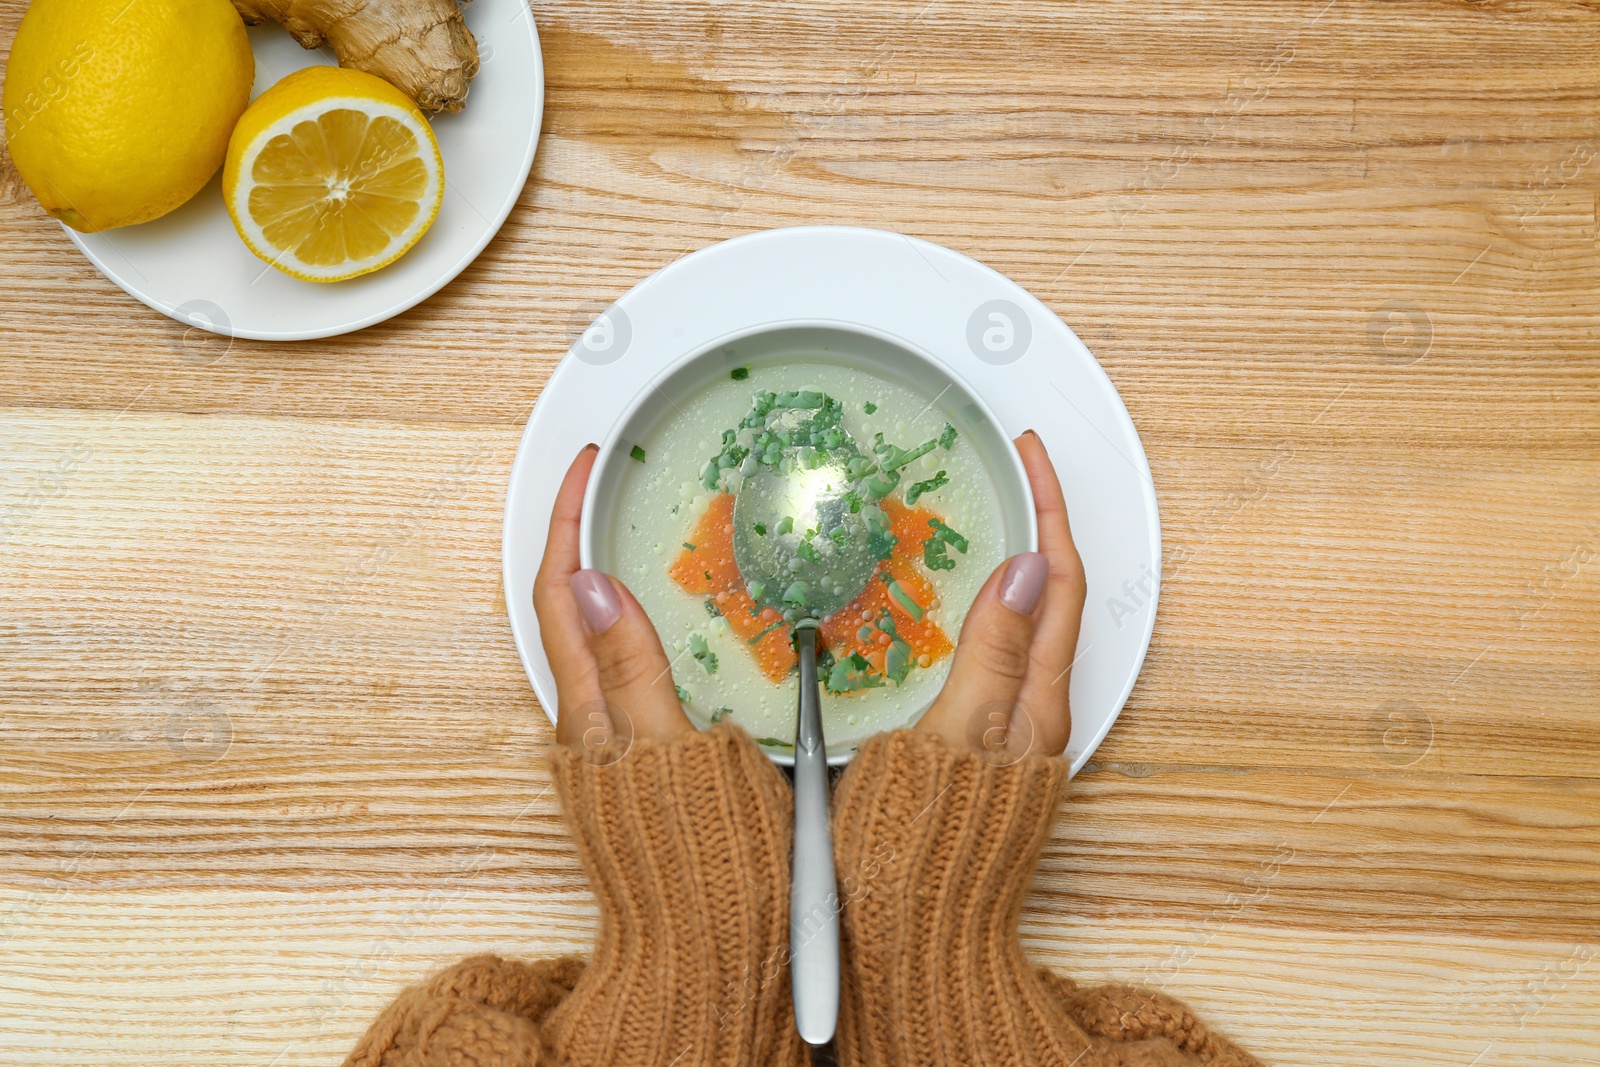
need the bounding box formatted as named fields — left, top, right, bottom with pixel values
left=830, top=729, right=1263, bottom=1067
left=340, top=723, right=809, bottom=1067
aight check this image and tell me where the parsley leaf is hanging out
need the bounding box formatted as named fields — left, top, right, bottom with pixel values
left=905, top=470, right=948, bottom=505
left=688, top=632, right=719, bottom=675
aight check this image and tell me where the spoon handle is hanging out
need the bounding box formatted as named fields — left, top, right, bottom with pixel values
left=790, top=625, right=840, bottom=1046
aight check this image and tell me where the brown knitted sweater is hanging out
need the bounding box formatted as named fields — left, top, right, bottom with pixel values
left=343, top=725, right=1261, bottom=1067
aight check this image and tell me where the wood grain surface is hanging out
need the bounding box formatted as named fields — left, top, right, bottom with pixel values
left=3, top=1, right=1598, bottom=1064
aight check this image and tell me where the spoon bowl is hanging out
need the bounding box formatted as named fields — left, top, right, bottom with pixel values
left=731, top=462, right=883, bottom=623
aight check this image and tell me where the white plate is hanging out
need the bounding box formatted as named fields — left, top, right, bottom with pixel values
left=63, top=0, right=543, bottom=341
left=502, top=226, right=1161, bottom=774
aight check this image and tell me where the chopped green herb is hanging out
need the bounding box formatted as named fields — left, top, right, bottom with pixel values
left=753, top=522, right=767, bottom=536
left=829, top=527, right=850, bottom=549
left=747, top=618, right=786, bottom=644
left=927, top=517, right=969, bottom=553
left=772, top=389, right=825, bottom=410
left=866, top=510, right=897, bottom=560
left=747, top=580, right=766, bottom=602
left=675, top=684, right=691, bottom=703
left=923, top=538, right=957, bottom=571
left=630, top=445, right=647, bottom=463
left=688, top=632, right=719, bottom=675
left=885, top=637, right=913, bottom=684
left=842, top=489, right=864, bottom=514
left=710, top=707, right=732, bottom=723
left=863, top=401, right=878, bottom=414
left=776, top=516, right=794, bottom=536
left=880, top=571, right=925, bottom=619
left=846, top=455, right=877, bottom=480
left=704, top=599, right=722, bottom=617
left=826, top=651, right=886, bottom=693
left=730, top=366, right=750, bottom=381
left=755, top=737, right=795, bottom=748
left=782, top=581, right=810, bottom=607
left=682, top=542, right=697, bottom=552
left=881, top=437, right=938, bottom=472
left=938, top=423, right=958, bottom=450
left=905, top=470, right=948, bottom=505
left=795, top=540, right=821, bottom=565
left=816, top=646, right=837, bottom=680
left=703, top=570, right=713, bottom=582
left=865, top=469, right=900, bottom=500
left=922, top=517, right=968, bottom=572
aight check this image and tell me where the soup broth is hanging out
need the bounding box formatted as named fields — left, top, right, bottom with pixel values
left=607, top=358, right=1006, bottom=754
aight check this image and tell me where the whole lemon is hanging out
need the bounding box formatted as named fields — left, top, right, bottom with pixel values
left=3, top=0, right=254, bottom=232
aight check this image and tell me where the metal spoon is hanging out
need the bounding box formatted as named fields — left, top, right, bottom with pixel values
left=731, top=452, right=882, bottom=1047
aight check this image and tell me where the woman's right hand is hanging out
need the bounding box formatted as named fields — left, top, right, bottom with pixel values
left=533, top=445, right=693, bottom=759
left=913, top=430, right=1087, bottom=762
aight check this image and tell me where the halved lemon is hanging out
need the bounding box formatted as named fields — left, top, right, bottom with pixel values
left=223, top=66, right=444, bottom=282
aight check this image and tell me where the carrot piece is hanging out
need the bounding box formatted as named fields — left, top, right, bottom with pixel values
left=669, top=494, right=957, bottom=688
left=669, top=494, right=797, bottom=681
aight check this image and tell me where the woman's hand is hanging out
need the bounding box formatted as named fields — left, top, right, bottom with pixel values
left=914, top=431, right=1087, bottom=761
left=532, top=445, right=692, bottom=758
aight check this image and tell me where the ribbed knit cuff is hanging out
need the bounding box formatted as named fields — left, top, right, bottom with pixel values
left=830, top=729, right=1086, bottom=1067
left=541, top=723, right=808, bottom=1067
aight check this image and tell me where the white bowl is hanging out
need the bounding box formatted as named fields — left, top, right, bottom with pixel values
left=579, top=320, right=1037, bottom=764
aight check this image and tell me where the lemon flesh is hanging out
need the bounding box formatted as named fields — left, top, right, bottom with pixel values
left=2, top=0, right=253, bottom=232
left=224, top=67, right=444, bottom=283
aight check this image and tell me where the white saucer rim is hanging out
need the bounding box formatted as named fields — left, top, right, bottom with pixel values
left=502, top=225, right=1161, bottom=774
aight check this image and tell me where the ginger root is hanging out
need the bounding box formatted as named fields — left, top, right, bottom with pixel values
left=231, top=0, right=479, bottom=112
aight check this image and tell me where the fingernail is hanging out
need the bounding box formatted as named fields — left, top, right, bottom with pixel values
left=572, top=569, right=622, bottom=632
left=998, top=552, right=1048, bottom=614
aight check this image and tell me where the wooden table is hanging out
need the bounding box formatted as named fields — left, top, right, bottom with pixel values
left=3, top=1, right=1597, bottom=1063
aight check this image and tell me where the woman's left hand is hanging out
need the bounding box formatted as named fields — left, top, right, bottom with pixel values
left=532, top=445, right=693, bottom=757
left=913, top=430, right=1087, bottom=761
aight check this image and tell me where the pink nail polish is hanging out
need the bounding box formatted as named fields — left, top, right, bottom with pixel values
left=572, top=570, right=623, bottom=632
left=998, top=553, right=1048, bottom=615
